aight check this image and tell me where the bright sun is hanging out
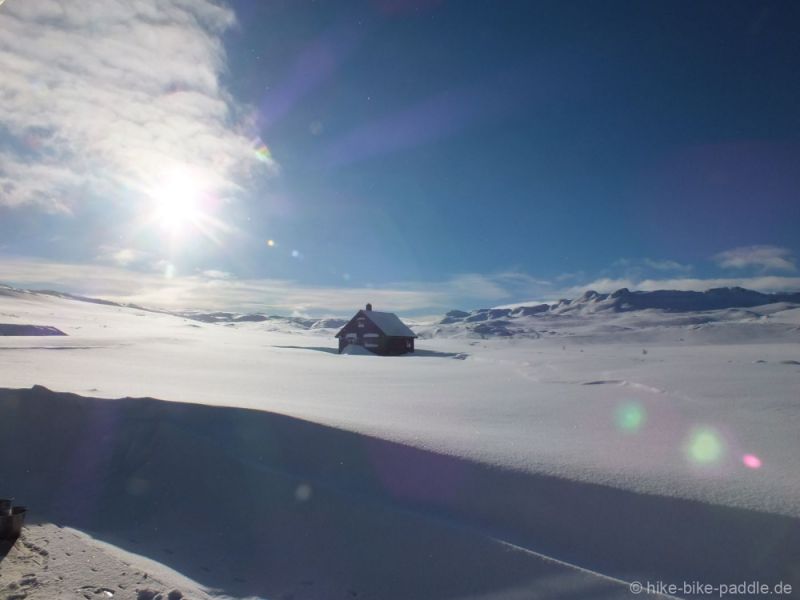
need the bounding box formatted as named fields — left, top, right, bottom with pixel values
left=151, top=170, right=205, bottom=234
left=143, top=166, right=230, bottom=246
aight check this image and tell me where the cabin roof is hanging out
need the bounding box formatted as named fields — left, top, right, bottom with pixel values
left=335, top=309, right=417, bottom=338
left=364, top=310, right=416, bottom=337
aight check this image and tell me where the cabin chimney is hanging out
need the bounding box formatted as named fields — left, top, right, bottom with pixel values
left=366, top=303, right=373, bottom=311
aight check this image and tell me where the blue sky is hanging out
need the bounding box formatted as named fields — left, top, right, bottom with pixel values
left=1, top=0, right=799, bottom=315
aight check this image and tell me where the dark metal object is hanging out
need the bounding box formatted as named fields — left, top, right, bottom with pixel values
left=0, top=503, right=26, bottom=540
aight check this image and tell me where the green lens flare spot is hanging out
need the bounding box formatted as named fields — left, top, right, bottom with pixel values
left=615, top=402, right=645, bottom=432
left=685, top=427, right=724, bottom=464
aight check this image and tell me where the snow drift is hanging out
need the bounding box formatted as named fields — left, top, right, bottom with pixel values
left=1, top=386, right=798, bottom=599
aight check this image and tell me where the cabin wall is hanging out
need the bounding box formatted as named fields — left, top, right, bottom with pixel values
left=338, top=312, right=382, bottom=336
left=338, top=336, right=414, bottom=355
left=337, top=311, right=383, bottom=352
left=382, top=336, right=412, bottom=355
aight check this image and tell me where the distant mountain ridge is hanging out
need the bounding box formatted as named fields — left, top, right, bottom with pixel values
left=428, top=286, right=800, bottom=339
left=551, top=286, right=799, bottom=314
left=449, top=287, right=800, bottom=322
left=3, top=283, right=799, bottom=339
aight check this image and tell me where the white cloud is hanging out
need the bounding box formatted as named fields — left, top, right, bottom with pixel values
left=613, top=258, right=693, bottom=274
left=713, top=245, right=795, bottom=272
left=201, top=269, right=234, bottom=280
left=442, top=274, right=509, bottom=302
left=554, top=271, right=585, bottom=282
left=0, top=258, right=541, bottom=315
left=641, top=258, right=693, bottom=273
left=0, top=0, right=271, bottom=212
left=4, top=256, right=798, bottom=317
left=96, top=246, right=154, bottom=268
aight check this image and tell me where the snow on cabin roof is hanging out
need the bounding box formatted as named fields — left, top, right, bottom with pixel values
left=335, top=309, right=417, bottom=338
left=363, top=310, right=417, bottom=337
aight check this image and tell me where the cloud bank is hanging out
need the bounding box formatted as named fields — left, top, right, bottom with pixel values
left=3, top=257, right=800, bottom=317
left=713, top=245, right=795, bottom=272
left=0, top=0, right=266, bottom=212
left=0, top=257, right=533, bottom=315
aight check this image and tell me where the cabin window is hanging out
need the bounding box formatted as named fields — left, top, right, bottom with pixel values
left=357, top=318, right=365, bottom=328
left=364, top=333, right=379, bottom=338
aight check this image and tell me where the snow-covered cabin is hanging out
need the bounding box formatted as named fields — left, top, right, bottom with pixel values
left=335, top=304, right=417, bottom=355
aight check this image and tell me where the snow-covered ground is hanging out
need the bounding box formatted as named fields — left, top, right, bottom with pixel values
left=1, top=285, right=799, bottom=599
left=0, top=522, right=213, bottom=600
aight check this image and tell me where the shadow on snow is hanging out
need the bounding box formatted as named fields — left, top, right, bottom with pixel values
left=0, top=386, right=798, bottom=599
left=272, top=345, right=468, bottom=359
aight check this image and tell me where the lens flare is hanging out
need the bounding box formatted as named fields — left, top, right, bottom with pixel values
left=742, top=454, right=762, bottom=469
left=255, top=144, right=272, bottom=162
left=685, top=427, right=724, bottom=465
left=294, top=483, right=312, bottom=502
left=253, top=138, right=278, bottom=169
left=266, top=239, right=275, bottom=247
left=615, top=402, right=645, bottom=433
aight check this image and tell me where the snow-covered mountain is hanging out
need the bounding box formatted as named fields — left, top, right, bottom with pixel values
left=526, top=286, right=800, bottom=313
left=422, top=286, right=800, bottom=340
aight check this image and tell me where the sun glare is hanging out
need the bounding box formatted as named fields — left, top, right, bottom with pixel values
left=151, top=170, right=205, bottom=234
left=141, top=166, right=231, bottom=247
